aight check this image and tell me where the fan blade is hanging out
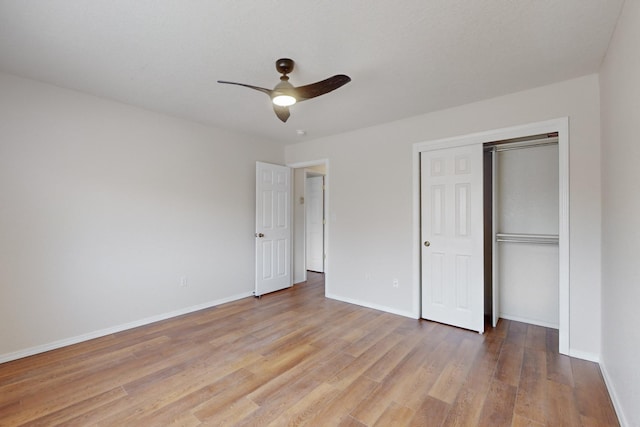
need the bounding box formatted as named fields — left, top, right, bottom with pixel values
left=295, top=75, right=351, bottom=100
left=273, top=105, right=290, bottom=123
left=217, top=80, right=272, bottom=96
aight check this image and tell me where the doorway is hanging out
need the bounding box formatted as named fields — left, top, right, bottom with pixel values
left=413, top=118, right=569, bottom=354
left=306, top=174, right=325, bottom=273
left=289, top=160, right=329, bottom=291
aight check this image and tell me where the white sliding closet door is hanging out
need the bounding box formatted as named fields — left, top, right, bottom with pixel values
left=421, top=144, right=484, bottom=333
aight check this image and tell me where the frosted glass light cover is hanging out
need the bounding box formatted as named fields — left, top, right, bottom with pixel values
left=272, top=95, right=296, bottom=107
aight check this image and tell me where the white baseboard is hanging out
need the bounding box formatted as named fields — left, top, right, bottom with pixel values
left=567, top=348, right=600, bottom=363
left=599, top=359, right=630, bottom=427
left=498, top=313, right=559, bottom=330
left=0, top=291, right=253, bottom=364
left=325, top=293, right=418, bottom=319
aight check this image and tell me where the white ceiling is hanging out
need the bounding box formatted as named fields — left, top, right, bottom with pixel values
left=0, top=1, right=624, bottom=144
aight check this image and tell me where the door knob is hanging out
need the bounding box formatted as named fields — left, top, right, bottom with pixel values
left=256, top=233, right=265, bottom=238
left=424, top=241, right=431, bottom=247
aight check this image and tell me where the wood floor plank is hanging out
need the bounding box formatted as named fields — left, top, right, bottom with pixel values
left=342, top=314, right=405, bottom=357
left=494, top=341, right=524, bottom=387
left=0, top=273, right=620, bottom=426
left=349, top=331, right=441, bottom=424
left=545, top=380, right=582, bottom=427
left=327, top=331, right=404, bottom=390
left=508, top=320, right=529, bottom=337
left=303, top=376, right=379, bottom=426
left=429, top=362, right=466, bottom=404
left=372, top=401, right=415, bottom=427
left=524, top=324, right=547, bottom=351
left=191, top=370, right=269, bottom=422
left=348, top=381, right=388, bottom=425
left=95, top=364, right=256, bottom=425
left=462, top=334, right=503, bottom=393
left=402, top=332, right=464, bottom=411
left=361, top=326, right=427, bottom=382
left=408, top=395, right=450, bottom=427
left=194, top=395, right=259, bottom=426
left=476, top=379, right=517, bottom=427
left=166, top=412, right=203, bottom=427
left=400, top=366, right=444, bottom=413
left=492, top=317, right=509, bottom=338
left=571, top=358, right=620, bottom=426
left=1, top=350, right=171, bottom=425
left=247, top=342, right=340, bottom=406
left=307, top=351, right=356, bottom=383
left=511, top=414, right=545, bottom=427
left=122, top=369, right=257, bottom=426
left=0, top=335, right=169, bottom=403
left=120, top=343, right=253, bottom=397
left=428, top=338, right=482, bottom=404
left=338, top=415, right=369, bottom=427
left=513, top=350, right=548, bottom=425
left=16, top=386, right=128, bottom=426
left=545, top=350, right=574, bottom=387
left=442, top=336, right=506, bottom=427
left=441, top=387, right=486, bottom=427
left=240, top=375, right=321, bottom=426
left=266, top=382, right=338, bottom=427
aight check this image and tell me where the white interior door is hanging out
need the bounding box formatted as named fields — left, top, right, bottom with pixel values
left=255, top=162, right=292, bottom=296
left=306, top=175, right=324, bottom=272
left=421, top=144, right=484, bottom=333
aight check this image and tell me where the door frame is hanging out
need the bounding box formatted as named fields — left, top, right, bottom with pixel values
left=413, top=117, right=569, bottom=355
left=288, top=159, right=330, bottom=295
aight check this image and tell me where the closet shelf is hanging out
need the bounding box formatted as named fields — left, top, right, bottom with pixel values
left=495, top=233, right=559, bottom=245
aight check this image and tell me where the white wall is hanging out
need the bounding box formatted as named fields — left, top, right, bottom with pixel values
left=599, top=1, right=640, bottom=425
left=0, top=73, right=283, bottom=361
left=285, top=74, right=602, bottom=357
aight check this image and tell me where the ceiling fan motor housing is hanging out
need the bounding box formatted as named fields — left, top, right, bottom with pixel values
left=276, top=58, right=294, bottom=75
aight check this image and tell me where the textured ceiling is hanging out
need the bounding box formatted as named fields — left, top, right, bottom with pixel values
left=0, top=1, right=624, bottom=144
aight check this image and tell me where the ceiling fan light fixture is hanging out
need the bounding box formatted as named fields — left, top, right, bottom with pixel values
left=272, top=94, right=297, bottom=107
left=272, top=78, right=297, bottom=107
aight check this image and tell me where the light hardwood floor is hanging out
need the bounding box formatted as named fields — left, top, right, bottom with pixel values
left=0, top=272, right=619, bottom=426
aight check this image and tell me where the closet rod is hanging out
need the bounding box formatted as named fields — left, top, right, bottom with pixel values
left=484, top=136, right=558, bottom=152
left=496, top=233, right=559, bottom=245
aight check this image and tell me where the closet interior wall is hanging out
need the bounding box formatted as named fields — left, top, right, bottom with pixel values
left=486, top=135, right=560, bottom=329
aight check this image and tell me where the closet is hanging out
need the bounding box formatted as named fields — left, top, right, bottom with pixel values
left=485, top=133, right=559, bottom=329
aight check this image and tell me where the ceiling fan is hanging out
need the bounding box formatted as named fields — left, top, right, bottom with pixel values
left=217, top=58, right=351, bottom=123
